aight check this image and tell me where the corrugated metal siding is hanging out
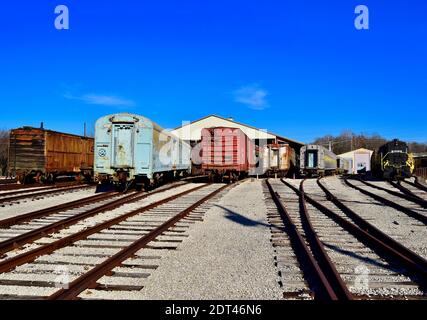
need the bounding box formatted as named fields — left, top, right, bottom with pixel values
left=201, top=127, right=251, bottom=172
left=45, top=131, right=94, bottom=173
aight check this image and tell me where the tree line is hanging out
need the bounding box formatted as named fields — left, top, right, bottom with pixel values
left=0, top=130, right=9, bottom=176
left=312, top=131, right=427, bottom=155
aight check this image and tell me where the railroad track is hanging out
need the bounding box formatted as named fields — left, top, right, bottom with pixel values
left=0, top=179, right=16, bottom=186
left=395, top=179, right=427, bottom=200
left=0, top=184, right=38, bottom=192
left=266, top=178, right=427, bottom=300
left=344, top=178, right=427, bottom=226
left=413, top=177, right=427, bottom=193
left=0, top=184, right=93, bottom=207
left=0, top=182, right=230, bottom=299
left=264, top=179, right=347, bottom=300
left=0, top=181, right=194, bottom=257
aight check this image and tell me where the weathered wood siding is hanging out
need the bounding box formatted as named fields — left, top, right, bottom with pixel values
left=8, top=128, right=45, bottom=174
left=8, top=127, right=94, bottom=175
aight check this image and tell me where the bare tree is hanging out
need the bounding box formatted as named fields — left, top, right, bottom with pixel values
left=311, top=132, right=411, bottom=155
left=0, top=130, right=9, bottom=176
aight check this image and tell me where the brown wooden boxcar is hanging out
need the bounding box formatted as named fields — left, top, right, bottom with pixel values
left=8, top=127, right=94, bottom=183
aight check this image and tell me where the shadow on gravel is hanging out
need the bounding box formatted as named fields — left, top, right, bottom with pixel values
left=323, top=242, right=399, bottom=271
left=215, top=204, right=279, bottom=230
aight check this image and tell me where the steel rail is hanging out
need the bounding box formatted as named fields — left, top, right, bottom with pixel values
left=279, top=179, right=353, bottom=300
left=316, top=178, right=427, bottom=286
left=0, top=179, right=16, bottom=185
left=0, top=184, right=42, bottom=192
left=0, top=191, right=117, bottom=228
left=344, top=178, right=427, bottom=226
left=0, top=182, right=88, bottom=197
left=412, top=177, right=427, bottom=193
left=0, top=183, right=209, bottom=273
left=48, top=183, right=229, bottom=300
left=0, top=184, right=92, bottom=205
left=0, top=182, right=190, bottom=256
left=265, top=179, right=339, bottom=300
left=388, top=180, right=425, bottom=201
left=357, top=179, right=427, bottom=209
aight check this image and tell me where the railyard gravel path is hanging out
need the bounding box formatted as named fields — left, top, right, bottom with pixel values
left=137, top=179, right=283, bottom=300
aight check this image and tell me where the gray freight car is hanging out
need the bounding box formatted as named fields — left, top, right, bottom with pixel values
left=300, top=145, right=337, bottom=176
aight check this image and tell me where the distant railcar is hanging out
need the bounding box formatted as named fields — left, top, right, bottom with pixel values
left=300, top=144, right=337, bottom=176
left=372, top=139, right=414, bottom=179
left=8, top=126, right=94, bottom=184
left=261, top=143, right=296, bottom=177
left=337, top=156, right=351, bottom=174
left=94, top=113, right=191, bottom=190
left=200, top=127, right=256, bottom=182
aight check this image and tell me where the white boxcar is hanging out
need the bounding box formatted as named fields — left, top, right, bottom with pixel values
left=338, top=148, right=373, bottom=174
left=94, top=113, right=191, bottom=190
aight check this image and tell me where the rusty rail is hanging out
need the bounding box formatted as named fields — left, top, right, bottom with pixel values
left=0, top=191, right=117, bottom=228
left=0, top=182, right=87, bottom=197
left=316, top=178, right=427, bottom=286
left=48, top=183, right=228, bottom=300
left=0, top=183, right=209, bottom=273
left=0, top=182, right=192, bottom=256
left=265, top=179, right=338, bottom=300
left=412, top=177, right=427, bottom=193
left=357, top=179, right=427, bottom=209
left=279, top=179, right=353, bottom=300
left=0, top=179, right=16, bottom=185
left=388, top=180, right=425, bottom=202
left=344, top=178, right=427, bottom=226
left=0, top=184, right=92, bottom=205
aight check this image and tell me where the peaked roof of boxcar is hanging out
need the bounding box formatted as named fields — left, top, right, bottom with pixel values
left=172, top=114, right=304, bottom=147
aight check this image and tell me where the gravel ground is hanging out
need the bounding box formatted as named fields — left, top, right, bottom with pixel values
left=0, top=187, right=97, bottom=220
left=134, top=179, right=283, bottom=300
left=324, top=177, right=427, bottom=259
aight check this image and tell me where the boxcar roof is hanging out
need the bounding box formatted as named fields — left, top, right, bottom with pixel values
left=11, top=126, right=93, bottom=140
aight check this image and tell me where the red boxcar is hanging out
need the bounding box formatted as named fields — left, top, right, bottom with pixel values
left=201, top=127, right=256, bottom=182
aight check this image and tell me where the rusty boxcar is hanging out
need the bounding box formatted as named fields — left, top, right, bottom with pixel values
left=260, top=143, right=296, bottom=177
left=8, top=126, right=94, bottom=183
left=201, top=127, right=256, bottom=182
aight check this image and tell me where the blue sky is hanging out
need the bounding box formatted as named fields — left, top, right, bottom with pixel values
left=0, top=1, right=426, bottom=143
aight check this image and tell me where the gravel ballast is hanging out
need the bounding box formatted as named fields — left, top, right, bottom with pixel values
left=136, top=179, right=283, bottom=300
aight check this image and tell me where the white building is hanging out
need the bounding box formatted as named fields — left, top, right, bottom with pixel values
left=170, top=114, right=303, bottom=149
left=338, top=148, right=373, bottom=174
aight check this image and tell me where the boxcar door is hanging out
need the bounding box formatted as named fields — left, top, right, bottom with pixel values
left=112, top=124, right=134, bottom=168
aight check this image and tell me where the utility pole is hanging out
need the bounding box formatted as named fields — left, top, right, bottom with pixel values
left=351, top=135, right=354, bottom=151
left=84, top=123, right=87, bottom=137
left=328, top=139, right=332, bottom=151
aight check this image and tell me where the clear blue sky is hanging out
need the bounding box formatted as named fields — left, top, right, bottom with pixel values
left=0, top=1, right=426, bottom=143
